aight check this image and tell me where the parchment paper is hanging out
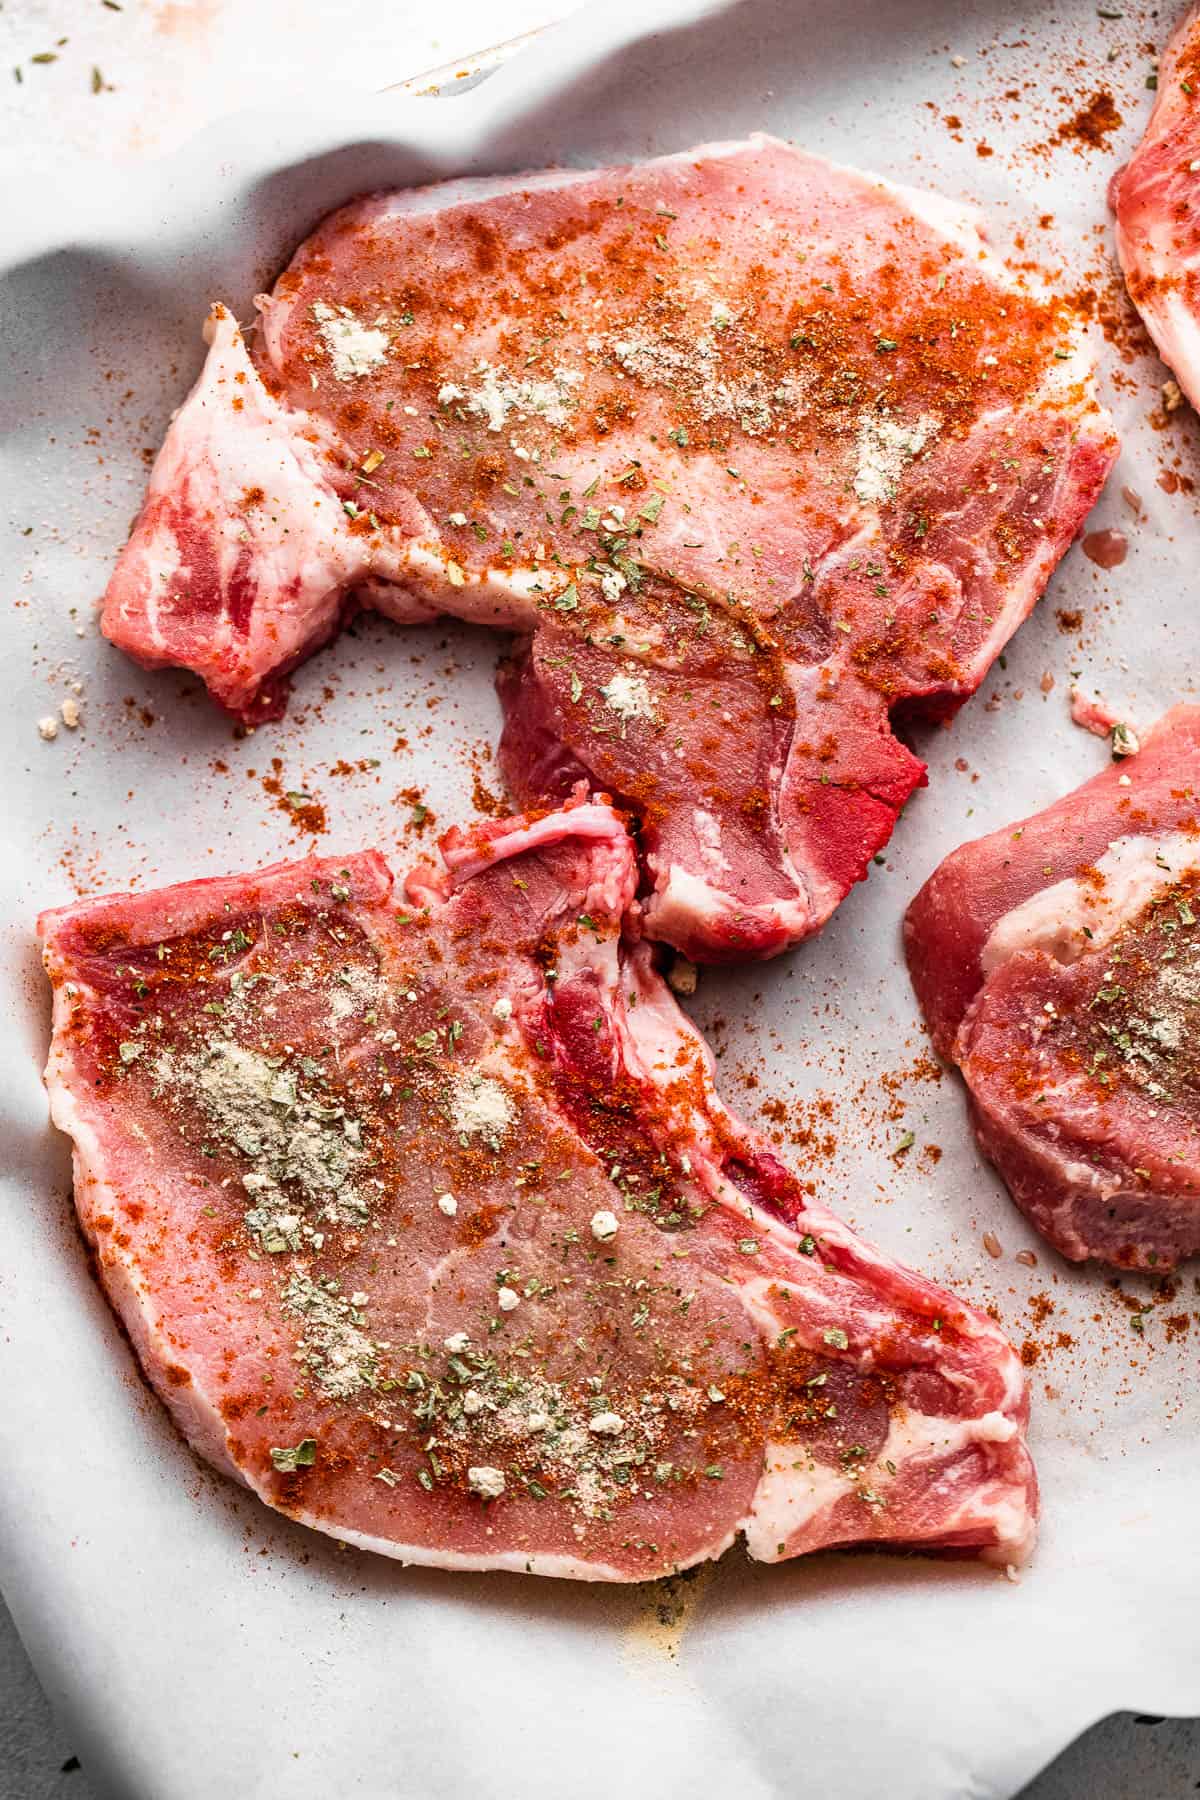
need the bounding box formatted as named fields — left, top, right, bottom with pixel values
left=2, top=2, right=1198, bottom=1795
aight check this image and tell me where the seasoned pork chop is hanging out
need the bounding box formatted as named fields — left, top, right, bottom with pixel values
left=906, top=708, right=1200, bottom=1267
left=1112, top=5, right=1200, bottom=411
left=100, top=136, right=1116, bottom=961
left=41, top=798, right=1035, bottom=1576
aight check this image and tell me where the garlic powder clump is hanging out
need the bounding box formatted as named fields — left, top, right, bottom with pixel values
left=152, top=1037, right=368, bottom=1249
left=447, top=1068, right=515, bottom=1149
left=608, top=320, right=782, bottom=436
left=327, top=963, right=382, bottom=1024
left=464, top=361, right=583, bottom=433
left=283, top=1271, right=378, bottom=1400
left=853, top=410, right=939, bottom=506
left=312, top=302, right=391, bottom=381
left=600, top=673, right=655, bottom=724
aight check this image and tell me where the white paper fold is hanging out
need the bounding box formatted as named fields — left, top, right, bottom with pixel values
left=2, top=2, right=1196, bottom=1796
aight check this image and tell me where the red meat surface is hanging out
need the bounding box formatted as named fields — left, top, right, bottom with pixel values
left=1112, top=5, right=1200, bottom=411
left=100, top=136, right=1116, bottom=960
left=41, top=797, right=1034, bottom=1578
left=906, top=708, right=1200, bottom=1267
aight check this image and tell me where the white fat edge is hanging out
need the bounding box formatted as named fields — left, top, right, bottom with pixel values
left=863, top=163, right=1057, bottom=321
left=40, top=988, right=245, bottom=1482
left=149, top=308, right=365, bottom=657
left=933, top=1339, right=1029, bottom=1416
left=743, top=1407, right=1022, bottom=1564
left=736, top=1260, right=1015, bottom=1409
left=447, top=812, right=629, bottom=898
left=435, top=803, right=632, bottom=896
left=881, top=1409, right=1036, bottom=1564
left=691, top=807, right=733, bottom=881
left=959, top=1488, right=1038, bottom=1567
left=133, top=514, right=182, bottom=642
left=980, top=832, right=1200, bottom=976
left=859, top=168, right=989, bottom=265
left=1130, top=289, right=1200, bottom=415
left=253, top=287, right=289, bottom=372
left=643, top=863, right=812, bottom=952
left=603, top=944, right=731, bottom=1191
left=742, top=1449, right=855, bottom=1559
left=361, top=138, right=767, bottom=233
left=282, top=1511, right=736, bottom=1581
left=610, top=963, right=829, bottom=1253
left=877, top=1406, right=1019, bottom=1465
left=367, top=538, right=545, bottom=631
left=1040, top=312, right=1105, bottom=396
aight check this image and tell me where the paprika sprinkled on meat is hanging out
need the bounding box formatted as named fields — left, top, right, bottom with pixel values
left=907, top=706, right=1200, bottom=1268
left=41, top=796, right=1035, bottom=1578
left=99, top=136, right=1116, bottom=962
left=1112, top=6, right=1200, bottom=411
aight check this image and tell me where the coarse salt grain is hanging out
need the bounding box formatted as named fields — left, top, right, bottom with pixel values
left=590, top=1210, right=620, bottom=1242
left=437, top=1192, right=458, bottom=1217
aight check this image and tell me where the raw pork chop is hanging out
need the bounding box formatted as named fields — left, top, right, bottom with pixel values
left=41, top=797, right=1035, bottom=1577
left=1112, top=5, right=1200, bottom=410
left=100, top=137, right=1116, bottom=961
left=906, top=707, right=1200, bottom=1268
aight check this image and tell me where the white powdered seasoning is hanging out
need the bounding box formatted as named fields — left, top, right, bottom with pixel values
left=447, top=1068, right=515, bottom=1149
left=463, top=360, right=583, bottom=432
left=282, top=1271, right=378, bottom=1400
left=608, top=324, right=788, bottom=436
left=853, top=410, right=939, bottom=505
left=600, top=673, right=655, bottom=723
left=312, top=302, right=391, bottom=381
left=152, top=1037, right=367, bottom=1251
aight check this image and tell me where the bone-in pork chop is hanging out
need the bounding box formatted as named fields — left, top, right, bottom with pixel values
left=906, top=708, right=1200, bottom=1268
left=1112, top=4, right=1200, bottom=411
left=100, top=136, right=1116, bottom=961
left=41, top=797, right=1035, bottom=1576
